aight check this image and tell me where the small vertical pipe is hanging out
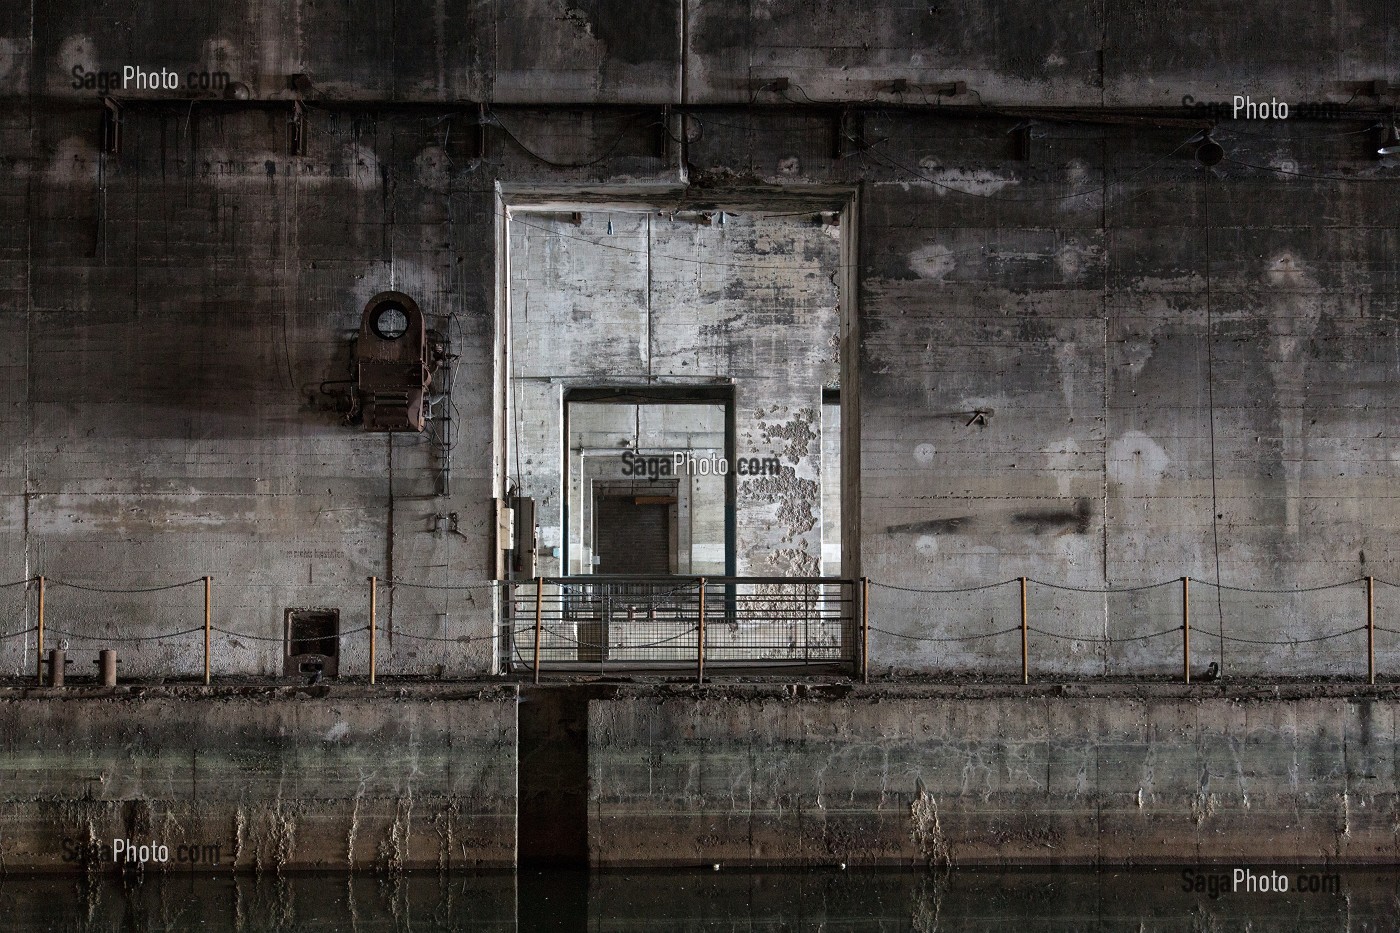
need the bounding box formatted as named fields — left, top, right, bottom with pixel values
left=36, top=575, right=45, bottom=685
left=697, top=577, right=706, bottom=685
left=203, top=576, right=212, bottom=686
left=1182, top=576, right=1191, bottom=684
left=860, top=577, right=870, bottom=685
left=532, top=577, right=543, bottom=685
left=1367, top=575, right=1375, bottom=686
left=1019, top=576, right=1029, bottom=685
left=369, top=576, right=378, bottom=685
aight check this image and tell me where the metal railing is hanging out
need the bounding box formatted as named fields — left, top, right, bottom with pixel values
left=501, top=576, right=857, bottom=681
left=1, top=571, right=1397, bottom=685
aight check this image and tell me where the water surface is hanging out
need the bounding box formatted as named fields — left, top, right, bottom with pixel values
left=3, top=867, right=1392, bottom=931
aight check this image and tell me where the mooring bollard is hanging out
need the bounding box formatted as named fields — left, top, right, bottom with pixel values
left=96, top=649, right=118, bottom=687
left=46, top=648, right=67, bottom=687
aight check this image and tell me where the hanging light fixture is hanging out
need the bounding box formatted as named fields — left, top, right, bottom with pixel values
left=1195, top=134, right=1225, bottom=167
left=1377, top=119, right=1400, bottom=156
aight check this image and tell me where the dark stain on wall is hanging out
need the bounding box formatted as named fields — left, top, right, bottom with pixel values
left=1013, top=498, right=1092, bottom=535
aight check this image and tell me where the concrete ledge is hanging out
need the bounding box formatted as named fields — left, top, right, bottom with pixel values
left=589, top=686, right=1400, bottom=867
left=0, top=686, right=517, bottom=872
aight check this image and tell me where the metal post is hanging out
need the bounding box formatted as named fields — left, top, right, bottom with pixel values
left=532, top=577, right=543, bottom=685
left=1019, top=576, right=1029, bottom=685
left=861, top=576, right=870, bottom=685
left=697, top=577, right=706, bottom=685
left=1182, top=576, right=1191, bottom=684
left=35, top=575, right=44, bottom=685
left=1367, top=575, right=1375, bottom=685
left=203, top=575, right=212, bottom=686
left=369, top=576, right=378, bottom=685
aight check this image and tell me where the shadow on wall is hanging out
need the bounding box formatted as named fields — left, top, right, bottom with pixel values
left=28, top=306, right=359, bottom=439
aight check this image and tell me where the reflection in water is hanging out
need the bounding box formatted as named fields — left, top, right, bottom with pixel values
left=1, top=868, right=1394, bottom=931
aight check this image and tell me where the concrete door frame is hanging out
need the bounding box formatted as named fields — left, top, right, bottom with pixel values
left=492, top=181, right=863, bottom=602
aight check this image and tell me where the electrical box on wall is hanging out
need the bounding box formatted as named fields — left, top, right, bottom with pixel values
left=513, top=496, right=537, bottom=578
left=354, top=291, right=432, bottom=432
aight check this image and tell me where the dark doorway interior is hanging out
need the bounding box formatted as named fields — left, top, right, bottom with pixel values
left=593, top=493, right=673, bottom=574
left=283, top=608, right=340, bottom=677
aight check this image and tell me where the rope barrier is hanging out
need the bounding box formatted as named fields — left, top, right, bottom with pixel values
left=1190, top=577, right=1367, bottom=594
left=1191, top=625, right=1368, bottom=646
left=1375, top=578, right=1400, bottom=589
left=48, top=578, right=205, bottom=593
left=384, top=580, right=500, bottom=591
left=0, top=577, right=35, bottom=589
left=213, top=626, right=370, bottom=643
left=389, top=630, right=497, bottom=644
left=0, top=625, right=36, bottom=640
left=45, top=626, right=205, bottom=643
left=868, top=624, right=1022, bottom=643
left=868, top=579, right=1018, bottom=594
left=1026, top=579, right=1179, bottom=594
left=1027, top=624, right=1183, bottom=643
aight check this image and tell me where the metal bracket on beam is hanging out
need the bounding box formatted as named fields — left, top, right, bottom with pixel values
left=837, top=108, right=865, bottom=159
left=101, top=97, right=121, bottom=154
left=658, top=105, right=672, bottom=162
left=288, top=100, right=307, bottom=157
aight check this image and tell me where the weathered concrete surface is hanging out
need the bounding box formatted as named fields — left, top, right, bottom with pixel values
left=589, top=684, right=1400, bottom=867
left=7, top=1, right=1397, bottom=108
left=0, top=684, right=517, bottom=871
left=0, top=4, right=1394, bottom=683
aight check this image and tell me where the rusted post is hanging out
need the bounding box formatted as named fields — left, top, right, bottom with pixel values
left=697, top=577, right=707, bottom=685
left=861, top=577, right=870, bottom=685
left=203, top=576, right=212, bottom=685
left=532, top=577, right=543, bottom=685
left=1019, top=577, right=1029, bottom=685
left=369, top=576, right=378, bottom=685
left=35, top=575, right=45, bottom=685
left=1367, top=575, right=1375, bottom=685
left=1182, top=576, right=1191, bottom=684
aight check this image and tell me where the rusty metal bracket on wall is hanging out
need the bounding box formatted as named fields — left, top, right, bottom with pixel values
left=288, top=100, right=307, bottom=157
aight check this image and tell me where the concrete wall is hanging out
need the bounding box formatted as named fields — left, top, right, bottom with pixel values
left=0, top=685, right=517, bottom=870
left=589, top=684, right=1400, bottom=867
left=0, top=1, right=1394, bottom=678
left=6, top=1, right=1395, bottom=107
